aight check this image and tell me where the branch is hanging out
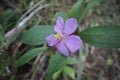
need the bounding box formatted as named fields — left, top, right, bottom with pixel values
left=5, top=3, right=49, bottom=46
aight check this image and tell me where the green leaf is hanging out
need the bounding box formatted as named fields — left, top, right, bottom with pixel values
left=53, top=69, right=62, bottom=80
left=66, top=57, right=78, bottom=65
left=69, top=0, right=86, bottom=19
left=63, top=66, right=75, bottom=79
left=79, top=26, right=120, bottom=48
left=0, top=56, right=10, bottom=75
left=106, top=58, right=114, bottom=66
left=10, top=76, right=17, bottom=80
left=78, top=0, right=103, bottom=22
left=0, top=54, right=8, bottom=61
left=45, top=52, right=67, bottom=80
left=21, top=25, right=54, bottom=45
left=0, top=26, right=5, bottom=48
left=55, top=12, right=68, bottom=21
left=15, top=47, right=47, bottom=67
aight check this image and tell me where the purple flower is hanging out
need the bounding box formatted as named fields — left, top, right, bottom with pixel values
left=46, top=17, right=82, bottom=56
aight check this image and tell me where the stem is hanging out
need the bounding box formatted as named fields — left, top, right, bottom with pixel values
left=77, top=47, right=83, bottom=80
left=85, top=44, right=89, bottom=57
left=50, top=0, right=54, bottom=25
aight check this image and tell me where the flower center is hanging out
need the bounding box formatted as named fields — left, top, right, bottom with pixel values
left=54, top=33, right=66, bottom=40
left=54, top=34, right=60, bottom=39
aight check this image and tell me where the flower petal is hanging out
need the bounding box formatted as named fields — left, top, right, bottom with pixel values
left=46, top=34, right=60, bottom=46
left=54, top=17, right=64, bottom=33
left=63, top=18, right=77, bottom=35
left=65, top=35, right=82, bottom=53
left=56, top=41, right=69, bottom=56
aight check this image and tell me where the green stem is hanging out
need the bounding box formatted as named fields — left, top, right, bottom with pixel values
left=85, top=44, right=89, bottom=57
left=50, top=0, right=54, bottom=17
left=77, top=47, right=83, bottom=80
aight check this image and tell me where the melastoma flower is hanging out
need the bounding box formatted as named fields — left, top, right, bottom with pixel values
left=46, top=17, right=82, bottom=56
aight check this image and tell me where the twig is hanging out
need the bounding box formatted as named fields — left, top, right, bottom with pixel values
left=5, top=4, right=49, bottom=46
left=30, top=54, right=46, bottom=80
left=35, top=13, right=42, bottom=26
left=5, top=0, right=21, bottom=12
left=16, top=0, right=45, bottom=25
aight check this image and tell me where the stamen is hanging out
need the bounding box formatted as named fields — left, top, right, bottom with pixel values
left=54, top=33, right=66, bottom=40
left=54, top=34, right=60, bottom=39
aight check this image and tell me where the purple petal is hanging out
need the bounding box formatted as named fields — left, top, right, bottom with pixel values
left=65, top=35, right=82, bottom=53
left=56, top=41, right=69, bottom=56
left=46, top=34, right=60, bottom=46
left=63, top=18, right=77, bottom=35
left=54, top=17, right=64, bottom=33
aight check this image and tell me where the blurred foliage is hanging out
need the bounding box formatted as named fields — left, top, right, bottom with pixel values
left=0, top=0, right=120, bottom=80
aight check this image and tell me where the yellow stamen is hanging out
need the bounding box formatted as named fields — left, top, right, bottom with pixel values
left=54, top=34, right=60, bottom=39
left=54, top=33, right=66, bottom=40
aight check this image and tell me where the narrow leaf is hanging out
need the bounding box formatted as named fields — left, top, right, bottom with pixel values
left=55, top=12, right=68, bottom=21
left=79, top=26, right=120, bottom=48
left=66, top=57, right=78, bottom=65
left=53, top=69, right=62, bottom=80
left=69, top=0, right=86, bottom=19
left=45, top=52, right=67, bottom=80
left=0, top=57, right=10, bottom=75
left=79, top=0, right=102, bottom=22
left=0, top=26, right=5, bottom=48
left=21, top=25, right=54, bottom=45
left=63, top=66, right=75, bottom=79
left=15, top=47, right=47, bottom=67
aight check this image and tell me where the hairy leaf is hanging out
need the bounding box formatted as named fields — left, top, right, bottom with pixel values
left=15, top=47, right=47, bottom=67
left=21, top=25, right=54, bottom=45
left=45, top=52, right=67, bottom=80
left=79, top=26, right=120, bottom=48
